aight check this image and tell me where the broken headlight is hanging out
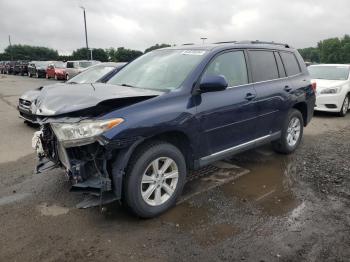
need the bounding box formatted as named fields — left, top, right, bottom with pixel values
left=51, top=118, right=124, bottom=147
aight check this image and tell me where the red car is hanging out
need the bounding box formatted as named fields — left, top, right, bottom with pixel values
left=46, top=61, right=66, bottom=80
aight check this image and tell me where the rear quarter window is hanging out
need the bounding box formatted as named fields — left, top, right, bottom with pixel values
left=280, top=52, right=301, bottom=76
left=248, top=50, right=279, bottom=82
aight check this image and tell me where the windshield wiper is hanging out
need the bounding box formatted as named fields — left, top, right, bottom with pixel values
left=121, top=83, right=135, bottom=87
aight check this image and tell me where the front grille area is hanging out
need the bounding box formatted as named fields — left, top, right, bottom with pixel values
left=19, top=98, right=31, bottom=110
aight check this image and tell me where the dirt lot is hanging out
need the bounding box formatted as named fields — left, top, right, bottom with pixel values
left=0, top=74, right=349, bottom=262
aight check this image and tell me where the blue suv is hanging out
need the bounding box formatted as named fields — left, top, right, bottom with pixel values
left=33, top=41, right=315, bottom=217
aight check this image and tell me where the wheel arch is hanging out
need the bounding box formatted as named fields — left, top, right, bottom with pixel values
left=292, top=102, right=308, bottom=126
left=109, top=130, right=194, bottom=199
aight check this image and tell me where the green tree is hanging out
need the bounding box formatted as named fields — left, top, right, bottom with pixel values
left=318, top=37, right=343, bottom=63
left=72, top=48, right=108, bottom=62
left=107, top=47, right=143, bottom=62
left=3, top=44, right=59, bottom=60
left=144, top=43, right=171, bottom=53
left=298, top=47, right=320, bottom=63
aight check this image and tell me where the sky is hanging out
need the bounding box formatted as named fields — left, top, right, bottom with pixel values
left=0, top=0, right=349, bottom=54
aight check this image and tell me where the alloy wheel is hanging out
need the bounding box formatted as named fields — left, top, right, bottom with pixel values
left=342, top=96, right=349, bottom=115
left=286, top=116, right=301, bottom=147
left=141, top=157, right=179, bottom=206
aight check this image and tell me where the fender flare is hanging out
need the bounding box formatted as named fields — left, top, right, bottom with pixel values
left=110, top=138, right=145, bottom=199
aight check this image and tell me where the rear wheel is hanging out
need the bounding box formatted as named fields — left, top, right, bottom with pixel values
left=272, top=109, right=304, bottom=154
left=123, top=141, right=186, bottom=218
left=66, top=74, right=69, bottom=80
left=338, top=95, right=349, bottom=117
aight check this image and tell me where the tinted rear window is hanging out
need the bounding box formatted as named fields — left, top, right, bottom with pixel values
left=249, top=50, right=279, bottom=82
left=66, top=62, right=74, bottom=68
left=280, top=52, right=301, bottom=76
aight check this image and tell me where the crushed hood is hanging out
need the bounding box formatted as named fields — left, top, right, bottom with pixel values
left=34, top=83, right=163, bottom=116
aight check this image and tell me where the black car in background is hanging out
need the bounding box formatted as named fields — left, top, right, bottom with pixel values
left=4, top=61, right=16, bottom=74
left=28, top=61, right=51, bottom=78
left=14, top=61, right=29, bottom=75
left=18, top=62, right=126, bottom=124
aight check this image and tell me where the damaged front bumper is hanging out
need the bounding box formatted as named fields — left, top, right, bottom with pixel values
left=33, top=123, right=132, bottom=208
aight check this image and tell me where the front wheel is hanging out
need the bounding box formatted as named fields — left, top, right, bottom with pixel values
left=123, top=141, right=187, bottom=218
left=272, top=109, right=304, bottom=154
left=338, top=95, right=349, bottom=117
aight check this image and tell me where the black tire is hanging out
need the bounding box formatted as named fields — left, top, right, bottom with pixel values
left=272, top=109, right=304, bottom=154
left=338, top=95, right=349, bottom=117
left=123, top=141, right=186, bottom=218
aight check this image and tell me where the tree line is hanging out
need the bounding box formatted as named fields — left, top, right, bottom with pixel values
left=298, top=34, right=350, bottom=63
left=0, top=43, right=171, bottom=62
left=3, top=36, right=350, bottom=64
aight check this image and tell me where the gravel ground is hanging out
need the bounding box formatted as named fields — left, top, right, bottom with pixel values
left=0, top=75, right=349, bottom=262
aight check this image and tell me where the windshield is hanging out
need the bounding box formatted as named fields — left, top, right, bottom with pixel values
left=54, top=62, right=65, bottom=69
left=79, top=61, right=92, bottom=68
left=309, top=66, right=350, bottom=80
left=107, top=49, right=207, bottom=91
left=67, top=65, right=115, bottom=84
left=36, top=61, right=49, bottom=67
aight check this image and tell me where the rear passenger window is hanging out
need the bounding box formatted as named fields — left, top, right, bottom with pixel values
left=280, top=52, right=301, bottom=76
left=274, top=52, right=286, bottom=78
left=248, top=51, right=279, bottom=82
left=203, top=51, right=248, bottom=87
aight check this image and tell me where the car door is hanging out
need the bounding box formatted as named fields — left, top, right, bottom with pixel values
left=195, top=50, right=258, bottom=158
left=247, top=50, right=290, bottom=138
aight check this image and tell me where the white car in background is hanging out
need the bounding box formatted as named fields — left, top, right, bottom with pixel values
left=309, top=64, right=350, bottom=116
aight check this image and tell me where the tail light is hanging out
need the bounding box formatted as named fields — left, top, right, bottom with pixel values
left=311, top=82, right=317, bottom=93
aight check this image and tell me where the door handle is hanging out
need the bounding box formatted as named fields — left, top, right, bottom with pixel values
left=284, top=86, right=292, bottom=92
left=245, top=93, right=256, bottom=100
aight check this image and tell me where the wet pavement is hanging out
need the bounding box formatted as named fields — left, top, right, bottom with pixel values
left=0, top=75, right=350, bottom=261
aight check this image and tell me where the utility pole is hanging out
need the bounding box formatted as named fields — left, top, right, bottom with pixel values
left=8, top=35, right=13, bottom=60
left=80, top=6, right=89, bottom=60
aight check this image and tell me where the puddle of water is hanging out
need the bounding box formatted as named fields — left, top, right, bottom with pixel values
left=0, top=193, right=31, bottom=206
left=223, top=155, right=300, bottom=216
left=37, top=203, right=69, bottom=216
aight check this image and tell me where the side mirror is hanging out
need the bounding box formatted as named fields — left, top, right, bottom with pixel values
left=199, top=75, right=228, bottom=93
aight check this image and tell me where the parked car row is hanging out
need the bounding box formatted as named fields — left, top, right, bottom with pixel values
left=0, top=60, right=100, bottom=80
left=0, top=60, right=29, bottom=75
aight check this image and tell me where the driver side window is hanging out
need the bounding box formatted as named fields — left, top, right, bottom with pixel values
left=203, top=51, right=248, bottom=87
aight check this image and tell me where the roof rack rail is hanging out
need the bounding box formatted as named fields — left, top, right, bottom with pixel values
left=236, top=40, right=290, bottom=48
left=213, top=41, right=237, bottom=44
